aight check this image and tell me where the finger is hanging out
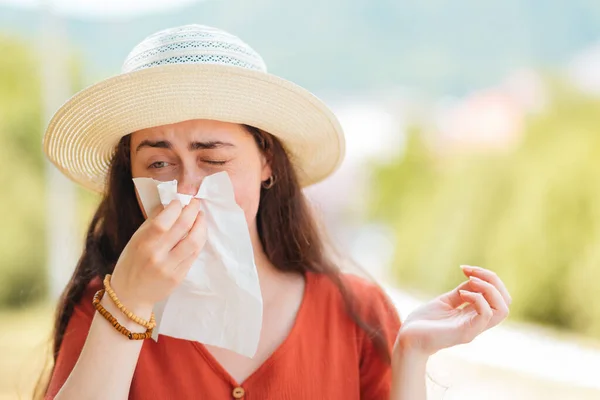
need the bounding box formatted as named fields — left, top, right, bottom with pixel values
left=170, top=210, right=207, bottom=267
left=461, top=265, right=512, bottom=305
left=459, top=290, right=493, bottom=331
left=173, top=242, right=204, bottom=281
left=147, top=204, right=163, bottom=219
left=439, top=280, right=473, bottom=308
left=147, top=199, right=183, bottom=237
left=467, top=276, right=509, bottom=315
left=161, top=198, right=202, bottom=250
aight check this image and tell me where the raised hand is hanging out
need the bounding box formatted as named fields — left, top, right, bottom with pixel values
left=109, top=198, right=207, bottom=311
left=394, top=265, right=511, bottom=358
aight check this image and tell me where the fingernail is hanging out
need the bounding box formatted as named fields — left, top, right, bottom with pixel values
left=461, top=265, right=472, bottom=272
left=469, top=276, right=483, bottom=283
left=459, top=290, right=470, bottom=296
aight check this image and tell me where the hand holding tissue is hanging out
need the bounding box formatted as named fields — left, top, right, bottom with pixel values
left=132, top=171, right=263, bottom=358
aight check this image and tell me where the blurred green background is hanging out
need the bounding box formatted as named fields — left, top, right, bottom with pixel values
left=369, top=85, right=600, bottom=337
left=1, top=0, right=600, bottom=399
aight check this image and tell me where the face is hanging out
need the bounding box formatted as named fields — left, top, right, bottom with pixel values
left=130, top=119, right=272, bottom=230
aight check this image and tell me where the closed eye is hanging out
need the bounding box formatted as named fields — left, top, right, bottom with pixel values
left=203, top=160, right=228, bottom=165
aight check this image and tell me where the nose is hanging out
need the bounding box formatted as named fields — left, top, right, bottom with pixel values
left=177, top=168, right=204, bottom=196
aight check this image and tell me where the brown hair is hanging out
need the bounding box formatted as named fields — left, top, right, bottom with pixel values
left=35, top=125, right=391, bottom=397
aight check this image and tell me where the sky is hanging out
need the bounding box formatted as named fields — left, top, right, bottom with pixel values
left=0, top=0, right=202, bottom=18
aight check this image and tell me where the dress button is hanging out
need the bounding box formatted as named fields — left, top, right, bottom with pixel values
left=232, top=386, right=245, bottom=399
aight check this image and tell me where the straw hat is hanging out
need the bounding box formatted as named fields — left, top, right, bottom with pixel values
left=43, top=24, right=345, bottom=193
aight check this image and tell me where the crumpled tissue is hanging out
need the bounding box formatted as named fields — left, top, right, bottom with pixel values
left=132, top=171, right=262, bottom=358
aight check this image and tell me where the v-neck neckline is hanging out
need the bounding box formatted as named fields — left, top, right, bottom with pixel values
left=192, top=271, right=312, bottom=387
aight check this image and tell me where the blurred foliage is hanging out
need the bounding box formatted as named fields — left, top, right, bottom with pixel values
left=4, top=0, right=600, bottom=95
left=0, top=35, right=94, bottom=309
left=369, top=84, right=600, bottom=337
left=0, top=35, right=46, bottom=308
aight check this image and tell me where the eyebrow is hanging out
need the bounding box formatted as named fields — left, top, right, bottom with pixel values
left=135, top=140, right=234, bottom=153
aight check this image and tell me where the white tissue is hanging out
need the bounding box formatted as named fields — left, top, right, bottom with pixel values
left=132, top=171, right=263, bottom=358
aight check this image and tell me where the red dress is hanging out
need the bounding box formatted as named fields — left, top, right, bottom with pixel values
left=46, top=271, right=401, bottom=399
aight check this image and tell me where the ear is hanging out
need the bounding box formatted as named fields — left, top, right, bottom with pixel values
left=260, top=152, right=273, bottom=182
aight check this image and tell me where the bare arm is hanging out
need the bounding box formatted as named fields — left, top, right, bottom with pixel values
left=54, top=296, right=153, bottom=400
left=390, top=340, right=429, bottom=400
left=389, top=265, right=512, bottom=400
left=51, top=198, right=207, bottom=399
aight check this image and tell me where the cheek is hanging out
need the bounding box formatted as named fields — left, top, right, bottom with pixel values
left=229, top=173, right=262, bottom=224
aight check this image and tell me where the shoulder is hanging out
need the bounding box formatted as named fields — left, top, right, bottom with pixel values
left=343, top=273, right=402, bottom=338
left=347, top=273, right=400, bottom=323
left=307, top=271, right=401, bottom=329
left=307, top=269, right=383, bottom=295
left=72, top=276, right=103, bottom=320
left=45, top=277, right=103, bottom=398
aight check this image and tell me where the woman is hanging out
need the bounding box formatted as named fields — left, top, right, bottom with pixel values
left=39, top=25, right=511, bottom=399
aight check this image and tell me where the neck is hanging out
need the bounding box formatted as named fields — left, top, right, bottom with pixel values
left=248, top=225, right=297, bottom=304
left=250, top=228, right=277, bottom=276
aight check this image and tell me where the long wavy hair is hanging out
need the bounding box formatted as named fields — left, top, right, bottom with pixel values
left=35, top=125, right=391, bottom=397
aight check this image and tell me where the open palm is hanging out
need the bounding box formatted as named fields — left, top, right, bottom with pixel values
left=395, top=265, right=511, bottom=357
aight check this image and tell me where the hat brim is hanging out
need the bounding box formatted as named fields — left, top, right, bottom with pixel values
left=43, top=63, right=345, bottom=193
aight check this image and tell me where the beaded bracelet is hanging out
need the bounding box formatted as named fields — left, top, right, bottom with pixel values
left=103, top=274, right=156, bottom=330
left=93, top=289, right=154, bottom=340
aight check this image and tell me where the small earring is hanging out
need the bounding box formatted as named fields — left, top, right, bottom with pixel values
left=262, top=175, right=275, bottom=189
